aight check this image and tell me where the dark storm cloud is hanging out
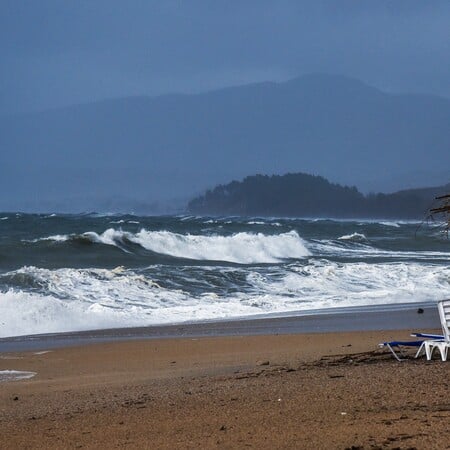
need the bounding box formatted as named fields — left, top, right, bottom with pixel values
left=1, top=0, right=449, bottom=113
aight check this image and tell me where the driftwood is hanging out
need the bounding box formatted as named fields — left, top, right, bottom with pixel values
left=427, top=193, right=450, bottom=237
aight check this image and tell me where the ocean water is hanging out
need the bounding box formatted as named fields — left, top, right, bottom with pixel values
left=0, top=213, right=449, bottom=338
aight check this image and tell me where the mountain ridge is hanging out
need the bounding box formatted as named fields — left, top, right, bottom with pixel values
left=1, top=73, right=449, bottom=212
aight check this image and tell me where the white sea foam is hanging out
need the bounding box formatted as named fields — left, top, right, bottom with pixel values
left=0, top=261, right=449, bottom=338
left=0, top=267, right=260, bottom=337
left=337, top=232, right=367, bottom=241
left=0, top=370, right=36, bottom=382
left=248, top=261, right=450, bottom=310
left=128, top=230, right=310, bottom=263
left=0, top=217, right=8, bottom=221
left=311, top=239, right=450, bottom=261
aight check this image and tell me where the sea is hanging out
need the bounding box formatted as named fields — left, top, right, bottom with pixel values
left=0, top=213, right=449, bottom=338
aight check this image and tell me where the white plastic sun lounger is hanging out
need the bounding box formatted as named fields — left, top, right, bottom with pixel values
left=419, top=299, right=450, bottom=361
left=379, top=319, right=446, bottom=362
left=410, top=332, right=445, bottom=359
left=378, top=339, right=428, bottom=362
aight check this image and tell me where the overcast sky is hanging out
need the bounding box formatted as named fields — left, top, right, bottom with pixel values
left=1, top=0, right=449, bottom=114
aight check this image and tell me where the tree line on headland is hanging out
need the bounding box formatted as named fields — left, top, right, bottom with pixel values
left=188, top=172, right=450, bottom=219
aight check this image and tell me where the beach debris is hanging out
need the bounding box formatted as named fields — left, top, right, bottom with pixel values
left=423, top=193, right=450, bottom=237
left=232, top=364, right=297, bottom=381
left=219, top=425, right=227, bottom=431
left=417, top=308, right=424, bottom=314
left=256, top=360, right=270, bottom=366
left=340, top=412, right=347, bottom=416
left=313, top=349, right=392, bottom=366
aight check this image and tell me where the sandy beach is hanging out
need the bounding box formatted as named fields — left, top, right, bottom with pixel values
left=1, top=324, right=449, bottom=450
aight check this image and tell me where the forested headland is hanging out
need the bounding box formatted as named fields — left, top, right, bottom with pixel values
left=188, top=173, right=450, bottom=219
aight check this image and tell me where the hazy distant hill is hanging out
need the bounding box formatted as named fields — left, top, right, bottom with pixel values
left=1, top=74, right=449, bottom=212
left=188, top=173, right=450, bottom=219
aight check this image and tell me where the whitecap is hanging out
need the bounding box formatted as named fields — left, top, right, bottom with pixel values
left=337, top=232, right=367, bottom=241
left=379, top=221, right=400, bottom=228
left=29, top=234, right=69, bottom=243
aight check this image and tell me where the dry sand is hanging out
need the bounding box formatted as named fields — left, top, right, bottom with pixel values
left=0, top=330, right=449, bottom=449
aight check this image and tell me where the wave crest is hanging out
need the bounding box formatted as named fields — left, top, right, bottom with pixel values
left=130, top=230, right=310, bottom=263
left=28, top=229, right=311, bottom=264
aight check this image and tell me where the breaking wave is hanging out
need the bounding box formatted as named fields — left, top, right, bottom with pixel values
left=28, top=229, right=311, bottom=264
left=130, top=230, right=310, bottom=263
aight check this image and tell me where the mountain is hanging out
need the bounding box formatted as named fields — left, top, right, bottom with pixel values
left=187, top=172, right=450, bottom=219
left=1, top=74, right=449, bottom=212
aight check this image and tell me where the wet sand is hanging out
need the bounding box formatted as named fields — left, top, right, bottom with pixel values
left=1, top=328, right=448, bottom=449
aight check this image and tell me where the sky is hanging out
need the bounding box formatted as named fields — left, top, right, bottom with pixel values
left=1, top=0, right=450, bottom=114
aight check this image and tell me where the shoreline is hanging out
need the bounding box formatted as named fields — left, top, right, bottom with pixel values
left=0, top=301, right=440, bottom=352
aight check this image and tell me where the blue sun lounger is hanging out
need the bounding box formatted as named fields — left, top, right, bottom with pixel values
left=411, top=332, right=444, bottom=340
left=379, top=333, right=444, bottom=362
left=379, top=340, right=425, bottom=361
left=380, top=300, right=450, bottom=361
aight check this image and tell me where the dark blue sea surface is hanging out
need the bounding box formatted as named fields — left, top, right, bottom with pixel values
left=0, top=213, right=449, bottom=337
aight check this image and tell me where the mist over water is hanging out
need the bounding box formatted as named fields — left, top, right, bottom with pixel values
left=0, top=213, right=449, bottom=338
